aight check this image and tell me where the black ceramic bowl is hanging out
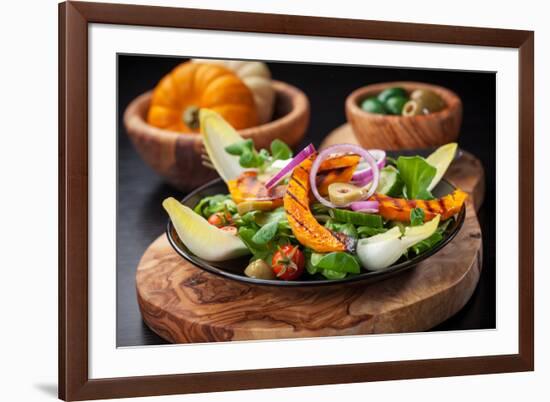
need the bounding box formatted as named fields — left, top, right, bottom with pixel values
left=166, top=177, right=466, bottom=287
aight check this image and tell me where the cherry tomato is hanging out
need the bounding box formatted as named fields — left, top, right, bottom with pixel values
left=207, top=211, right=232, bottom=227
left=271, top=245, right=305, bottom=281
left=220, top=226, right=237, bottom=236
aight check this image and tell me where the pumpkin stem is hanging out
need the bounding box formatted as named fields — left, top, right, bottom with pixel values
left=183, top=105, right=200, bottom=130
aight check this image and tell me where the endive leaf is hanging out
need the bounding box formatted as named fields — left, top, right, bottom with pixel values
left=163, top=197, right=249, bottom=261
left=200, top=109, right=245, bottom=182
left=426, top=143, right=458, bottom=191
left=356, top=216, right=441, bottom=271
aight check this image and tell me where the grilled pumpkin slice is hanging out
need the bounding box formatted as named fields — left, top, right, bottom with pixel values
left=316, top=154, right=360, bottom=195
left=228, top=154, right=360, bottom=209
left=284, top=157, right=348, bottom=253
left=228, top=171, right=286, bottom=208
left=370, top=189, right=468, bottom=222
left=318, top=154, right=360, bottom=171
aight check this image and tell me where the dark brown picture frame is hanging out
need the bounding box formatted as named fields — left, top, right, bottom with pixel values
left=59, top=1, right=534, bottom=400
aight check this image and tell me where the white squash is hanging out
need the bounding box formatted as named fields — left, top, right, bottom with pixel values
left=193, top=59, right=275, bottom=124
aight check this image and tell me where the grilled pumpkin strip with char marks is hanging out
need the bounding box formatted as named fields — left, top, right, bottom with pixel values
left=317, top=154, right=360, bottom=171
left=370, top=189, right=468, bottom=222
left=284, top=157, right=347, bottom=253
left=316, top=154, right=360, bottom=195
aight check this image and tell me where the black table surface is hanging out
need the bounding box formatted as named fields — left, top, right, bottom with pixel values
left=117, top=56, right=496, bottom=347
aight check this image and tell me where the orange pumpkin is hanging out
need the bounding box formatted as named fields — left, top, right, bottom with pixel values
left=147, top=62, right=258, bottom=133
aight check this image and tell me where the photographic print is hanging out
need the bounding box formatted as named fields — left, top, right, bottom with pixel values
left=59, top=2, right=533, bottom=399
left=117, top=56, right=495, bottom=346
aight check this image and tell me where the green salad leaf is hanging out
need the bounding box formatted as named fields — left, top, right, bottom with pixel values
left=251, top=221, right=279, bottom=245
left=310, top=251, right=324, bottom=267
left=306, top=251, right=360, bottom=279
left=238, top=227, right=272, bottom=261
left=396, top=156, right=436, bottom=200
left=193, top=194, right=236, bottom=218
left=410, top=208, right=425, bottom=226
left=306, top=250, right=321, bottom=275
left=306, top=251, right=346, bottom=280
left=235, top=210, right=260, bottom=227
left=239, top=228, right=291, bottom=262
left=224, top=139, right=268, bottom=168
left=254, top=207, right=286, bottom=226
left=410, top=218, right=453, bottom=255
left=225, top=138, right=293, bottom=170
left=316, top=252, right=360, bottom=273
left=224, top=139, right=254, bottom=156
left=270, top=139, right=293, bottom=160
left=410, top=232, right=443, bottom=255
left=236, top=205, right=295, bottom=262
left=357, top=226, right=388, bottom=238
left=240, top=150, right=267, bottom=168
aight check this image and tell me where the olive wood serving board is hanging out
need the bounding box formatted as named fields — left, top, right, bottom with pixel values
left=136, top=124, right=485, bottom=343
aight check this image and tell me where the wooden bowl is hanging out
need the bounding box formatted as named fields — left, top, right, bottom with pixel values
left=123, top=80, right=310, bottom=192
left=346, top=81, right=462, bottom=150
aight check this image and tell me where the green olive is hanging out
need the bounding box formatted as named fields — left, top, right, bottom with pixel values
left=377, top=87, right=407, bottom=104
left=385, top=96, right=408, bottom=115
left=410, top=89, right=445, bottom=113
left=328, top=183, right=364, bottom=207
left=244, top=259, right=276, bottom=280
left=378, top=87, right=407, bottom=103
left=360, top=97, right=387, bottom=114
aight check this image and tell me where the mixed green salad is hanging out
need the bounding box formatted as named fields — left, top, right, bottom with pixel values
left=163, top=109, right=467, bottom=282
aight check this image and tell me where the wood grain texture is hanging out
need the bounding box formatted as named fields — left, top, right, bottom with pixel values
left=346, top=82, right=462, bottom=150
left=136, top=150, right=484, bottom=344
left=123, top=80, right=309, bottom=191
left=74, top=2, right=532, bottom=48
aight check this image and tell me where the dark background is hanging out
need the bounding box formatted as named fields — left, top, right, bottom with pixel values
left=117, top=54, right=496, bottom=347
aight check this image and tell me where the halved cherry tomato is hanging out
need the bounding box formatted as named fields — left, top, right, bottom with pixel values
left=220, top=226, right=238, bottom=236
left=271, top=245, right=305, bottom=281
left=207, top=211, right=233, bottom=228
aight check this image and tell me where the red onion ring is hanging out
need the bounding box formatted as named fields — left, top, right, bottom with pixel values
left=310, top=144, right=380, bottom=208
left=350, top=200, right=380, bottom=213
left=265, top=144, right=316, bottom=189
left=351, top=150, right=386, bottom=186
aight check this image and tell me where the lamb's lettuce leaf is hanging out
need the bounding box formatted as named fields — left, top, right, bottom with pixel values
left=193, top=194, right=237, bottom=218
left=306, top=250, right=360, bottom=278
left=410, top=208, right=425, bottom=226
left=396, top=156, right=436, bottom=200
left=270, top=139, right=293, bottom=160
left=251, top=221, right=278, bottom=244
left=410, top=218, right=453, bottom=255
